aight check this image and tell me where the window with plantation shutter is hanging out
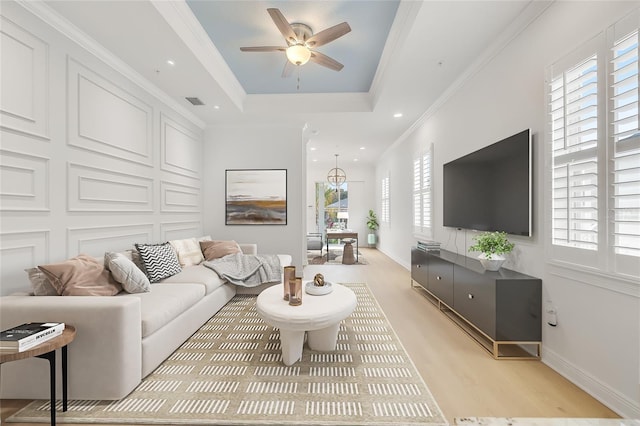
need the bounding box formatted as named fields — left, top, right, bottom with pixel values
left=413, top=158, right=421, bottom=229
left=413, top=146, right=433, bottom=236
left=610, top=30, right=639, bottom=260
left=381, top=175, right=390, bottom=224
left=547, top=9, right=639, bottom=280
left=550, top=54, right=599, bottom=251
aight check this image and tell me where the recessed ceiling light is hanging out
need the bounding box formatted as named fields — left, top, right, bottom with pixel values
left=310, top=147, right=317, bottom=151
left=360, top=147, right=366, bottom=150
left=167, top=59, right=175, bottom=66
left=393, top=113, right=403, bottom=118
left=312, top=159, right=317, bottom=162
left=213, top=105, right=220, bottom=110
left=353, top=158, right=359, bottom=162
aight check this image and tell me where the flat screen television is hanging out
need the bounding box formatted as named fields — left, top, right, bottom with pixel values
left=443, top=129, right=532, bottom=236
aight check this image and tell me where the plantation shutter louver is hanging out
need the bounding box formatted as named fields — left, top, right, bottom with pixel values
left=550, top=54, right=599, bottom=250
left=412, top=149, right=432, bottom=236
left=421, top=150, right=432, bottom=231
left=413, top=158, right=421, bottom=229
left=610, top=30, right=640, bottom=258
left=381, top=176, right=390, bottom=223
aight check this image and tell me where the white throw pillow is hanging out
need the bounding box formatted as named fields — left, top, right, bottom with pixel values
left=170, top=238, right=205, bottom=267
left=105, top=252, right=150, bottom=293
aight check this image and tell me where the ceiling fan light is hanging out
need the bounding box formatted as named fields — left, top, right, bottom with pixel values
left=286, top=44, right=311, bottom=66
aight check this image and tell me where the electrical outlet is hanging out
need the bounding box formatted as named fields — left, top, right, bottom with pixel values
left=546, top=304, right=558, bottom=327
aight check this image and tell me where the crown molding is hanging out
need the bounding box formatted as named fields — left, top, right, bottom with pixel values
left=368, top=0, right=423, bottom=108
left=14, top=0, right=206, bottom=129
left=382, top=0, right=554, bottom=156
left=151, top=0, right=246, bottom=112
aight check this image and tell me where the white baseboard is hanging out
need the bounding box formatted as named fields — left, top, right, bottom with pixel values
left=543, top=346, right=640, bottom=418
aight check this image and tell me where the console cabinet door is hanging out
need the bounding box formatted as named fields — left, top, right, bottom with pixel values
left=427, top=254, right=454, bottom=306
left=496, top=280, right=542, bottom=341
left=453, top=266, right=496, bottom=339
left=411, top=249, right=429, bottom=290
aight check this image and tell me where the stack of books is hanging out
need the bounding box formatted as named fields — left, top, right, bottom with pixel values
left=0, top=322, right=65, bottom=352
left=417, top=240, right=441, bottom=252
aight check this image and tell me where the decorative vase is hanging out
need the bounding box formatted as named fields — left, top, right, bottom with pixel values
left=478, top=253, right=505, bottom=271
left=283, top=266, right=296, bottom=300
left=289, top=277, right=303, bottom=306
left=367, top=233, right=376, bottom=245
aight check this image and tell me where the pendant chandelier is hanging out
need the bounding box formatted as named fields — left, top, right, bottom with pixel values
left=327, top=154, right=346, bottom=190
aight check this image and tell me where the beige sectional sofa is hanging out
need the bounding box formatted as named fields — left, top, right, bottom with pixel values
left=0, top=243, right=292, bottom=400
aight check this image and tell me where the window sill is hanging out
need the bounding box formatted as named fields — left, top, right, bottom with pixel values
left=546, top=260, right=640, bottom=298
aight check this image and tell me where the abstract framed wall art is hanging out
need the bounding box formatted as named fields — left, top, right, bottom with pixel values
left=225, top=169, right=287, bottom=225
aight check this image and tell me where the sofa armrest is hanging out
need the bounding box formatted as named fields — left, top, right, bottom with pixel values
left=0, top=294, right=142, bottom=400
left=239, top=243, right=258, bottom=255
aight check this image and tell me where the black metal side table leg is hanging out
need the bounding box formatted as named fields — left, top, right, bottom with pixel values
left=36, top=350, right=56, bottom=426
left=62, top=345, right=68, bottom=412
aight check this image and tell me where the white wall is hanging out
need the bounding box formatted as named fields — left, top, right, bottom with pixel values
left=376, top=1, right=640, bottom=418
left=202, top=124, right=305, bottom=270
left=0, top=2, right=205, bottom=296
left=305, top=161, right=376, bottom=247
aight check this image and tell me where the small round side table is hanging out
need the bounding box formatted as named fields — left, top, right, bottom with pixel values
left=0, top=325, right=76, bottom=426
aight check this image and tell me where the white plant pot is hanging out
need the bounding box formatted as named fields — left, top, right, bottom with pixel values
left=367, top=233, right=376, bottom=245
left=478, top=253, right=505, bottom=271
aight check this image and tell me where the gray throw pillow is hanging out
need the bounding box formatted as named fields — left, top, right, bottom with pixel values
left=104, top=252, right=150, bottom=293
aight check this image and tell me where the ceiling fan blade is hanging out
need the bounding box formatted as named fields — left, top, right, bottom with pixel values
left=267, top=8, right=298, bottom=44
left=306, top=22, right=351, bottom=47
left=310, top=51, right=344, bottom=71
left=240, top=46, right=286, bottom=52
left=282, top=60, right=294, bottom=78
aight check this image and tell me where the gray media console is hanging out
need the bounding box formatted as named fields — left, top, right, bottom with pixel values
left=411, top=247, right=542, bottom=359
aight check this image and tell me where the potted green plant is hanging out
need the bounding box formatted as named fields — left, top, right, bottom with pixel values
left=468, top=231, right=515, bottom=271
left=366, top=210, right=379, bottom=246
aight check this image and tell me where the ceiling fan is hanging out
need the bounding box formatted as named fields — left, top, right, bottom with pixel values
left=240, top=8, right=351, bottom=77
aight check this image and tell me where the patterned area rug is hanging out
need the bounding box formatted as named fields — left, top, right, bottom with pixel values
left=7, top=283, right=447, bottom=426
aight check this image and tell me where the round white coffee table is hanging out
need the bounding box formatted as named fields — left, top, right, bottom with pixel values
left=256, top=282, right=357, bottom=366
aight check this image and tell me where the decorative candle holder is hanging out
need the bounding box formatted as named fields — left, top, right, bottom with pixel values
left=289, top=277, right=302, bottom=306
left=283, top=266, right=295, bottom=301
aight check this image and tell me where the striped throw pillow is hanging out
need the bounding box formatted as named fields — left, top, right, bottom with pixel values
left=134, top=242, right=182, bottom=283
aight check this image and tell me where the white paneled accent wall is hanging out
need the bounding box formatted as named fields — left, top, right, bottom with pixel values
left=0, top=3, right=204, bottom=296
left=0, top=15, right=49, bottom=140
left=67, top=163, right=154, bottom=212
left=0, top=150, right=50, bottom=211
left=67, top=58, right=153, bottom=166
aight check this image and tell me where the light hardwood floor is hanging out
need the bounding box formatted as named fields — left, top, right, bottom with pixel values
left=1, top=248, right=619, bottom=425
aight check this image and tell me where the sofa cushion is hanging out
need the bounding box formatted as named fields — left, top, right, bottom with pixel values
left=125, top=283, right=206, bottom=338
left=158, top=264, right=227, bottom=295
left=38, top=254, right=122, bottom=296
left=170, top=238, right=204, bottom=267
left=134, top=242, right=182, bottom=283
